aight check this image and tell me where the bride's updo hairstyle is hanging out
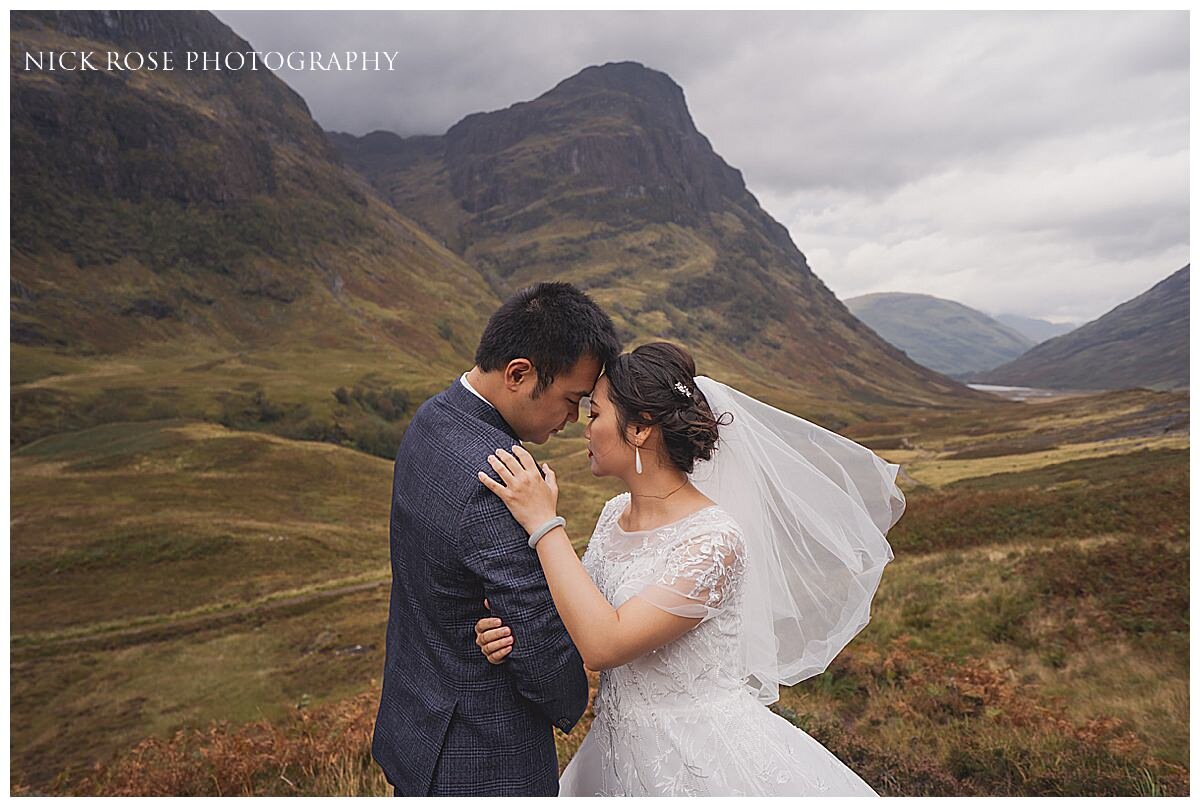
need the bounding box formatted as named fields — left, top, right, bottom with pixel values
left=603, top=342, right=732, bottom=474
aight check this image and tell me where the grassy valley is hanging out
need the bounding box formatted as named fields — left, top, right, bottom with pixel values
left=11, top=388, right=1189, bottom=795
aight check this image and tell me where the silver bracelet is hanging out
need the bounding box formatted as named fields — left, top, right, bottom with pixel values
left=527, top=516, right=566, bottom=549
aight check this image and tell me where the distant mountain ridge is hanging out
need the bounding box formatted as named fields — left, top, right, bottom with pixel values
left=990, top=313, right=1077, bottom=344
left=843, top=292, right=1036, bottom=377
left=972, top=266, right=1189, bottom=391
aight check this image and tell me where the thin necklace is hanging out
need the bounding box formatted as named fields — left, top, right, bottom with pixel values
left=631, top=479, right=689, bottom=500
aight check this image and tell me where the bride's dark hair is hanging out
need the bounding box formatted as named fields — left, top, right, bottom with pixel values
left=603, top=342, right=732, bottom=474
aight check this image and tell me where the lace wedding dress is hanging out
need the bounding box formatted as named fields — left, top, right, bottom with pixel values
left=559, top=493, right=878, bottom=797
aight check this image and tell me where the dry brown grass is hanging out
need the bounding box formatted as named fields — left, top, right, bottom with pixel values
left=33, top=635, right=1187, bottom=797
left=31, top=673, right=605, bottom=796
left=40, top=690, right=390, bottom=797
left=776, top=636, right=1189, bottom=796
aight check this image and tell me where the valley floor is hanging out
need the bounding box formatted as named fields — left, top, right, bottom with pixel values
left=10, top=388, right=1189, bottom=796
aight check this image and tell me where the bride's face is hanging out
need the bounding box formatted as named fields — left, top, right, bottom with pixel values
left=583, top=375, right=636, bottom=478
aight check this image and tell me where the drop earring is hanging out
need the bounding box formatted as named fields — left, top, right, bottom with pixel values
left=635, top=446, right=643, bottom=474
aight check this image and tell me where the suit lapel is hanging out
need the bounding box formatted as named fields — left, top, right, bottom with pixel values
left=443, top=377, right=521, bottom=443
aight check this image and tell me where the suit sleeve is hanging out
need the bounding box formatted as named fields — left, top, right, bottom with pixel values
left=459, top=483, right=589, bottom=733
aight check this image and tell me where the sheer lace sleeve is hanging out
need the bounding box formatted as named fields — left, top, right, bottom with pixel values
left=631, top=529, right=746, bottom=622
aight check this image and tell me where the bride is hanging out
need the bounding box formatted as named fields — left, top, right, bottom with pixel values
left=474, top=342, right=905, bottom=796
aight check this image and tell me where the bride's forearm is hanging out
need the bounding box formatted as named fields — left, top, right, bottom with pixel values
left=534, top=527, right=620, bottom=669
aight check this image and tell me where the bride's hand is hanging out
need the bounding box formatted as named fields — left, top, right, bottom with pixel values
left=474, top=607, right=514, bottom=664
left=478, top=445, right=560, bottom=534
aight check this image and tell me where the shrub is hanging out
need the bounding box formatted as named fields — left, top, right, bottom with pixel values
left=1019, top=537, right=1188, bottom=637
left=331, top=381, right=410, bottom=423
left=219, top=388, right=287, bottom=428
left=349, top=421, right=406, bottom=459
left=67, top=691, right=388, bottom=796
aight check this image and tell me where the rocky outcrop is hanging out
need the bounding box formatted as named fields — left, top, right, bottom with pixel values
left=11, top=11, right=338, bottom=206
left=442, top=63, right=745, bottom=222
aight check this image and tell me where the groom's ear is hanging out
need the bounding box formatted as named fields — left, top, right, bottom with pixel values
left=503, top=358, right=536, bottom=391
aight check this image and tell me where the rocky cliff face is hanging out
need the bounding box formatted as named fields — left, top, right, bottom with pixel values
left=10, top=10, right=512, bottom=455
left=12, top=11, right=336, bottom=206
left=442, top=62, right=749, bottom=225
left=332, top=61, right=989, bottom=410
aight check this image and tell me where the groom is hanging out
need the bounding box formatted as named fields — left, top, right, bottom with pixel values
left=372, top=282, right=622, bottom=796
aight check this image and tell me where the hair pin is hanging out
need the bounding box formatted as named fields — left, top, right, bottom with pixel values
left=673, top=381, right=693, bottom=399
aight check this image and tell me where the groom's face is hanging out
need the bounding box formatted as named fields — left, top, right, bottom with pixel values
left=509, top=354, right=602, bottom=444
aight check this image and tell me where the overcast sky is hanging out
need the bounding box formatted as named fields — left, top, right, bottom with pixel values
left=215, top=10, right=1188, bottom=326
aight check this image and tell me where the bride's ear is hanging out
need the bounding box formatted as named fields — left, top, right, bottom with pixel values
left=629, top=416, right=654, bottom=447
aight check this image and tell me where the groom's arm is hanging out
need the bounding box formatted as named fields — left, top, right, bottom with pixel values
left=458, top=485, right=589, bottom=733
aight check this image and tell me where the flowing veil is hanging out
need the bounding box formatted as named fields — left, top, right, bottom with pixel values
left=689, top=376, right=905, bottom=705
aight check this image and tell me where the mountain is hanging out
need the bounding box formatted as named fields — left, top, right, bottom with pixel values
left=971, top=266, right=1190, bottom=391
left=11, top=11, right=501, bottom=354
left=843, top=292, right=1036, bottom=377
left=12, top=21, right=989, bottom=455
left=990, top=313, right=1077, bottom=344
left=327, top=61, right=993, bottom=413
left=11, top=10, right=502, bottom=450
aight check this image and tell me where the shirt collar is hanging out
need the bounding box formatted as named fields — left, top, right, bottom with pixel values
left=460, top=371, right=496, bottom=411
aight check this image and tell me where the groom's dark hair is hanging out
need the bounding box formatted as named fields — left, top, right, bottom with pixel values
left=475, top=282, right=621, bottom=396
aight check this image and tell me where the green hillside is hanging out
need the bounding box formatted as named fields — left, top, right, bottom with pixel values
left=15, top=389, right=1188, bottom=796
left=9, top=415, right=618, bottom=788
left=11, top=11, right=501, bottom=455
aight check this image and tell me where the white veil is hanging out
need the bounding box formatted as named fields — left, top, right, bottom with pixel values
left=689, top=376, right=905, bottom=705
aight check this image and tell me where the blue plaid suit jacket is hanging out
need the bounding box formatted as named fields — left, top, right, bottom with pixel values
left=371, top=378, right=589, bottom=796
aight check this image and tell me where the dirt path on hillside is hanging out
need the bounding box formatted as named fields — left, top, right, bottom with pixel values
left=12, top=578, right=389, bottom=657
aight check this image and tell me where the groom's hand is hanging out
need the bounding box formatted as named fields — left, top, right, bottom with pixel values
left=475, top=611, right=513, bottom=664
